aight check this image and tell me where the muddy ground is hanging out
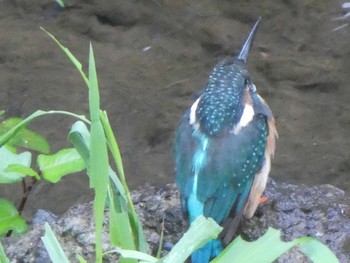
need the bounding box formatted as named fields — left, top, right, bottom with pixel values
left=0, top=0, right=350, bottom=217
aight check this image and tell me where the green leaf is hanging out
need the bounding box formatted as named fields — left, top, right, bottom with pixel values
left=76, top=255, right=88, bottom=263
left=38, top=148, right=85, bottom=183
left=0, top=198, right=27, bottom=236
left=211, top=227, right=339, bottom=263
left=41, top=27, right=89, bottom=88
left=0, top=110, right=89, bottom=149
left=68, top=121, right=91, bottom=170
left=299, top=238, right=339, bottom=263
left=0, top=240, right=10, bottom=263
left=100, top=111, right=147, bottom=252
left=163, top=216, right=222, bottom=263
left=69, top=121, right=127, bottom=201
left=106, top=248, right=158, bottom=263
left=41, top=223, right=70, bottom=263
left=0, top=146, right=32, bottom=184
left=5, top=164, right=40, bottom=180
left=108, top=187, right=135, bottom=250
left=88, top=44, right=109, bottom=263
left=56, top=0, right=64, bottom=8
left=0, top=117, right=50, bottom=154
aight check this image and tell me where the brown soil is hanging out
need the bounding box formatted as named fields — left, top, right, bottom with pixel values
left=1, top=0, right=349, bottom=217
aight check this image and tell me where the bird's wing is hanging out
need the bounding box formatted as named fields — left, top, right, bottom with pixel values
left=199, top=114, right=268, bottom=223
left=174, top=112, right=268, bottom=225
left=174, top=110, right=200, bottom=214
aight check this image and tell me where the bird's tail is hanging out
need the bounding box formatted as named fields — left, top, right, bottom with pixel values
left=191, top=239, right=223, bottom=263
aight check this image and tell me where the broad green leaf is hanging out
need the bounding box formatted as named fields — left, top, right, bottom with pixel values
left=0, top=240, right=10, bottom=263
left=0, top=147, right=31, bottom=184
left=0, top=110, right=89, bottom=148
left=163, top=216, right=222, bottom=263
left=0, top=198, right=27, bottom=236
left=211, top=227, right=339, bottom=263
left=5, top=164, right=40, bottom=180
left=0, top=117, right=50, bottom=154
left=38, top=148, right=85, bottom=183
left=41, top=223, right=70, bottom=263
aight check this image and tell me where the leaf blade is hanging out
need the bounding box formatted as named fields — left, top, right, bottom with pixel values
left=0, top=198, right=27, bottom=236
left=38, top=148, right=85, bottom=183
left=41, top=223, right=70, bottom=263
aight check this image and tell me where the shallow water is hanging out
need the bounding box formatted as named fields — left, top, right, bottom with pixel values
left=0, top=0, right=350, bottom=217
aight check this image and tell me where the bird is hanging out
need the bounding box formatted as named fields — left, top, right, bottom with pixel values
left=173, top=18, right=277, bottom=263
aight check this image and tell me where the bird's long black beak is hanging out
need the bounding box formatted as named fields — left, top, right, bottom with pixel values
left=237, top=17, right=261, bottom=63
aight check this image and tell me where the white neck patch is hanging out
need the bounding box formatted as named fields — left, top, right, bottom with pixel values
left=189, top=97, right=201, bottom=125
left=232, top=103, right=254, bottom=135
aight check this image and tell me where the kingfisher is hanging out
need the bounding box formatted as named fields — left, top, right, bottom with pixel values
left=173, top=18, right=277, bottom=263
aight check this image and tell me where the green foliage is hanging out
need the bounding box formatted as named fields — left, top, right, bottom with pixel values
left=0, top=29, right=146, bottom=262
left=41, top=223, right=70, bottom=263
left=100, top=111, right=147, bottom=253
left=0, top=147, right=32, bottom=184
left=0, top=198, right=27, bottom=236
left=38, top=148, right=85, bottom=183
left=56, top=0, right=64, bottom=8
left=0, top=28, right=340, bottom=263
left=211, top=227, right=339, bottom=263
left=0, top=117, right=50, bottom=154
left=162, top=216, right=222, bottom=263
left=0, top=240, right=10, bottom=263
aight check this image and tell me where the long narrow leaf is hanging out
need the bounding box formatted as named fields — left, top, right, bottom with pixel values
left=0, top=240, right=10, bottom=263
left=56, top=0, right=64, bottom=8
left=299, top=239, right=339, bottom=263
left=76, top=255, right=88, bottom=263
left=106, top=248, right=157, bottom=263
left=41, top=27, right=89, bottom=88
left=100, top=111, right=147, bottom=252
left=88, top=44, right=109, bottom=263
left=41, top=223, right=70, bottom=263
left=44, top=28, right=107, bottom=262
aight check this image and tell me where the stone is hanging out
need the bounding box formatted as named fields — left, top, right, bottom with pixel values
left=1, top=180, right=349, bottom=262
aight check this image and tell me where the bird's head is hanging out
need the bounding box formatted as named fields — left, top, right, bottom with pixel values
left=189, top=18, right=272, bottom=137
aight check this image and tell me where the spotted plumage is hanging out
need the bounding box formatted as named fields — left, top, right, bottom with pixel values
left=174, top=18, right=277, bottom=263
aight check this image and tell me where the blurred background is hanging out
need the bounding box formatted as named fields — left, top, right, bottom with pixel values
left=0, top=0, right=349, bottom=218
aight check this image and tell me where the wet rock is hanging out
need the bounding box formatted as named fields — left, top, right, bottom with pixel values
left=240, top=180, right=350, bottom=263
left=1, top=180, right=350, bottom=262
